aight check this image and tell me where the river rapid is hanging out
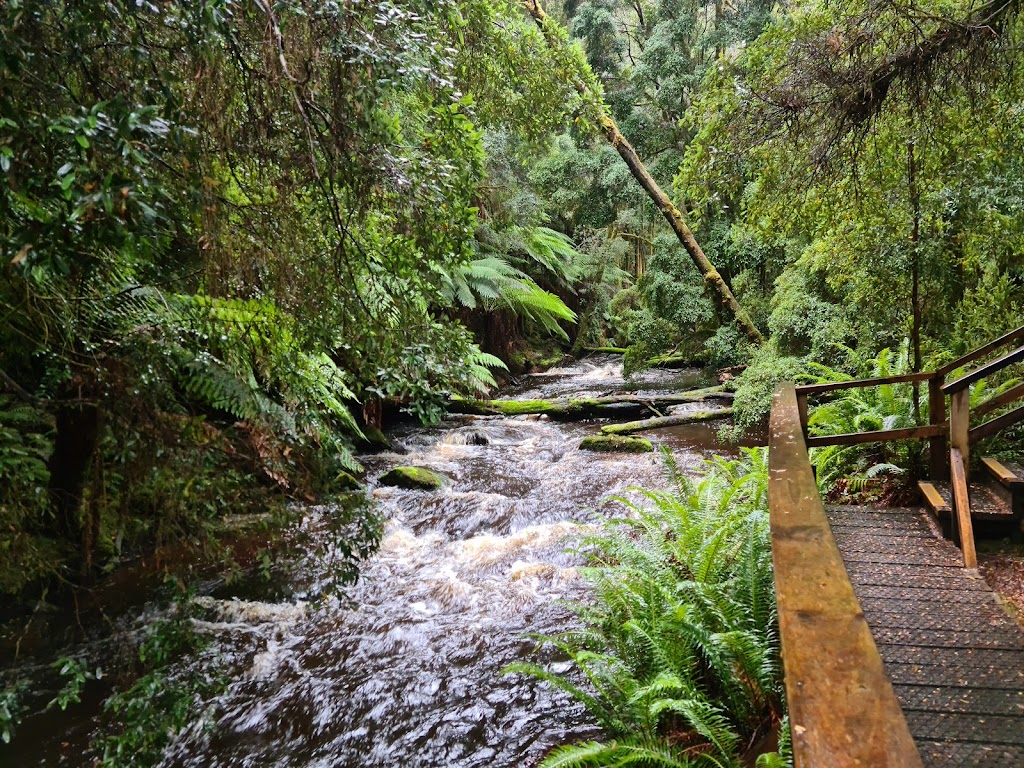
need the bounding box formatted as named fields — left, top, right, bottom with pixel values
left=3, top=355, right=740, bottom=768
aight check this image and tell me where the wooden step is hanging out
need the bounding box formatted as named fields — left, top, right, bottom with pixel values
left=981, top=456, right=1024, bottom=488
left=918, top=481, right=950, bottom=515
left=919, top=480, right=1013, bottom=521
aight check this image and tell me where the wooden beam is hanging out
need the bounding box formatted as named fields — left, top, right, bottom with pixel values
left=918, top=481, right=952, bottom=514
left=970, top=403, right=1024, bottom=444
left=933, top=374, right=946, bottom=481
left=950, top=448, right=978, bottom=569
left=928, top=374, right=948, bottom=481
left=796, top=372, right=934, bottom=397
left=805, top=423, right=946, bottom=448
left=974, top=380, right=1024, bottom=419
left=600, top=408, right=732, bottom=435
left=950, top=389, right=971, bottom=480
left=936, top=324, right=1024, bottom=376
left=943, top=344, right=1024, bottom=394
left=769, top=383, right=923, bottom=768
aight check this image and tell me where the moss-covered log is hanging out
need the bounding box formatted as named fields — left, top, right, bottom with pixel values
left=600, top=408, right=734, bottom=435
left=579, top=435, right=654, bottom=453
left=448, top=387, right=732, bottom=419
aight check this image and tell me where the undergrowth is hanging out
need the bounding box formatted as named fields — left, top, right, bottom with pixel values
left=506, top=448, right=790, bottom=767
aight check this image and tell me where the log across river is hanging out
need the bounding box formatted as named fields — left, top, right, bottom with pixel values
left=4, top=355, right=755, bottom=768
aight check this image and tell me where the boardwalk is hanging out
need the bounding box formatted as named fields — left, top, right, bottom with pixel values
left=828, top=505, right=1024, bottom=767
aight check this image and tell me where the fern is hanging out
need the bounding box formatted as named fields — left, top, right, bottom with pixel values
left=441, top=228, right=580, bottom=339
left=807, top=343, right=924, bottom=489
left=509, top=450, right=785, bottom=768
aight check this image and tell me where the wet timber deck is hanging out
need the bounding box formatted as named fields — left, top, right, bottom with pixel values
left=827, top=505, right=1024, bottom=767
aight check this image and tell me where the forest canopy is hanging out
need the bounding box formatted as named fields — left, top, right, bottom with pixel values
left=2, top=0, right=1023, bottom=591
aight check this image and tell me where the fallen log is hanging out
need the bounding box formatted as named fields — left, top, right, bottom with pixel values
left=600, top=408, right=734, bottom=435
left=448, top=387, right=732, bottom=419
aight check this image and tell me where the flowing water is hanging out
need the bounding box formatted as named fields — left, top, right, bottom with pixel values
left=3, top=356, right=744, bottom=768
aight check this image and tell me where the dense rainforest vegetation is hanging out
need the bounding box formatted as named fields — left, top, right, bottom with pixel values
left=2, top=0, right=1024, bottom=764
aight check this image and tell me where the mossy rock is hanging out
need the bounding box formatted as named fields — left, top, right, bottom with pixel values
left=334, top=470, right=364, bottom=491
left=378, top=466, right=447, bottom=490
left=357, top=424, right=392, bottom=450
left=579, top=435, right=654, bottom=453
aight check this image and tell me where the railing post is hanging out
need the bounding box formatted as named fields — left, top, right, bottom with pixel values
left=950, top=388, right=970, bottom=482
left=928, top=374, right=947, bottom=480
left=950, top=448, right=978, bottom=568
left=796, top=391, right=809, bottom=440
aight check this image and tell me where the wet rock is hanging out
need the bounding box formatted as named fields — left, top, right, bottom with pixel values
left=442, top=428, right=490, bottom=446
left=378, top=466, right=448, bottom=490
left=578, top=435, right=654, bottom=453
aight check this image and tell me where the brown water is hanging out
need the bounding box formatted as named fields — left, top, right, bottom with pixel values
left=2, top=356, right=736, bottom=768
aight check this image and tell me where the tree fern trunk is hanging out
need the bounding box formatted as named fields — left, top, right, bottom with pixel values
left=47, top=398, right=101, bottom=552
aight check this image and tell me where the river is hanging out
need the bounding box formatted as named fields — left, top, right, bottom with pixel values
left=3, top=355, right=740, bottom=767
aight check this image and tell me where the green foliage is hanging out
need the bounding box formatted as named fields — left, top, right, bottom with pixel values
left=1, top=0, right=580, bottom=586
left=507, top=449, right=787, bottom=767
left=948, top=273, right=1024, bottom=360
left=0, top=680, right=27, bottom=745
left=703, top=326, right=751, bottom=369
left=677, top=0, right=1024, bottom=444
left=0, top=398, right=62, bottom=592
left=95, top=594, right=223, bottom=768
left=724, top=347, right=809, bottom=441
left=806, top=345, right=924, bottom=489
left=48, top=657, right=103, bottom=712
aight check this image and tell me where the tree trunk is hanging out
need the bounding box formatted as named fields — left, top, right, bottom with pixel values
left=522, top=0, right=764, bottom=346
left=448, top=386, right=732, bottom=418
left=47, top=399, right=101, bottom=545
left=908, top=141, right=922, bottom=423
left=601, top=408, right=733, bottom=435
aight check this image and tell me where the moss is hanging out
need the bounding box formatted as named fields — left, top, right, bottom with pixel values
left=378, top=466, right=447, bottom=490
left=579, top=435, right=654, bottom=453
left=357, top=425, right=391, bottom=450
left=334, top=470, right=364, bottom=491
left=493, top=399, right=557, bottom=415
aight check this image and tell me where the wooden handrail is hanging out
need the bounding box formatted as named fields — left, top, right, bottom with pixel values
left=936, top=324, right=1024, bottom=377
left=768, top=383, right=923, bottom=767
left=943, top=344, right=1024, bottom=394
left=974, top=380, right=1024, bottom=419
left=795, top=372, right=933, bottom=398
left=950, top=448, right=977, bottom=568
left=805, top=423, right=946, bottom=448
left=970, top=403, right=1024, bottom=444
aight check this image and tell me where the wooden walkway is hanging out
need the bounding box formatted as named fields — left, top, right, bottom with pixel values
left=828, top=505, right=1024, bottom=767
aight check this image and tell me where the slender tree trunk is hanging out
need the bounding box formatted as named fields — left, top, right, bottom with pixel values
left=715, top=1, right=725, bottom=60
left=523, top=0, right=764, bottom=345
left=908, top=142, right=922, bottom=423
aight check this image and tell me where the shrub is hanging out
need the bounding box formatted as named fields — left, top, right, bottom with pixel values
left=722, top=346, right=809, bottom=442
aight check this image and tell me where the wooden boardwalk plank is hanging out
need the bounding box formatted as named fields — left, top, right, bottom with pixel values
left=827, top=505, right=1024, bottom=767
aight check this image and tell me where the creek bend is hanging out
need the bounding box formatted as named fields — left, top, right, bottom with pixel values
left=10, top=356, right=742, bottom=767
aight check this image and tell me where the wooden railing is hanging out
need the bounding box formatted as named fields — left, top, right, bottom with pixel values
left=767, top=327, right=1024, bottom=762
left=768, top=383, right=923, bottom=767
left=789, top=325, right=1024, bottom=568
left=794, top=371, right=949, bottom=479
left=941, top=335, right=1024, bottom=566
